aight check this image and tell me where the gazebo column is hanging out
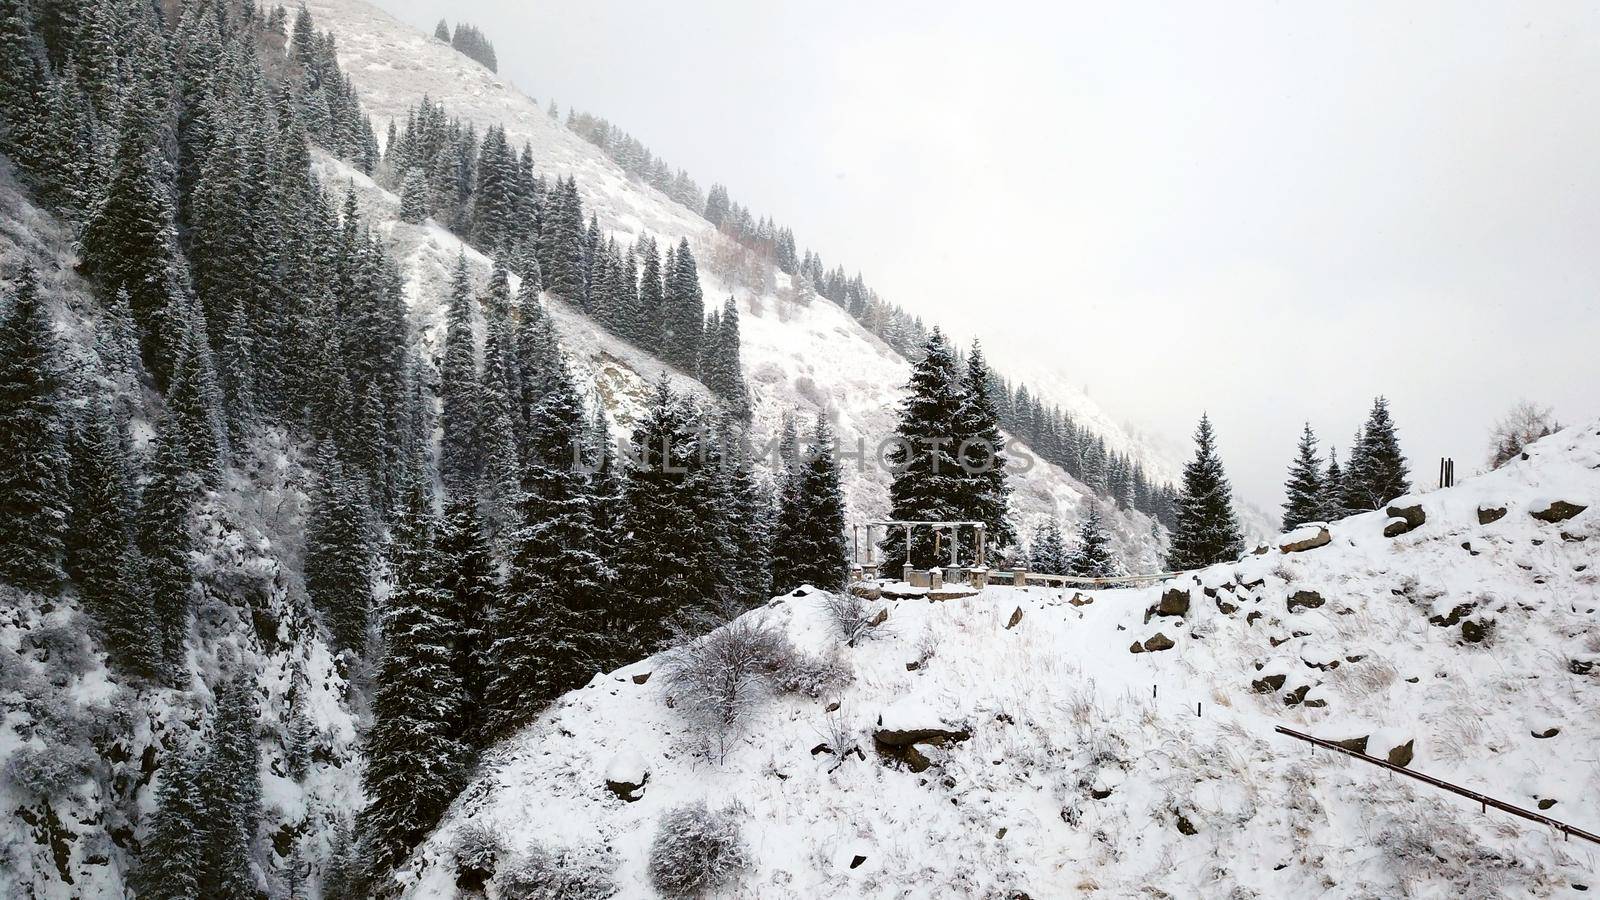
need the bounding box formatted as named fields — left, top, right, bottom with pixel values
left=902, top=523, right=914, bottom=583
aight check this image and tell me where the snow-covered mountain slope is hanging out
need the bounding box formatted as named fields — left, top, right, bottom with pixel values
left=401, top=421, right=1600, bottom=898
left=301, top=0, right=1183, bottom=569
left=0, top=164, right=364, bottom=900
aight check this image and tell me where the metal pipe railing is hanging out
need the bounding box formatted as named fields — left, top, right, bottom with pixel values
left=1275, top=725, right=1600, bottom=846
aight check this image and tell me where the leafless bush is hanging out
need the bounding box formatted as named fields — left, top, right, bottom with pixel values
left=647, top=801, right=751, bottom=898
left=815, top=706, right=859, bottom=757
left=1489, top=400, right=1560, bottom=469
left=494, top=839, right=617, bottom=900
left=4, top=741, right=96, bottom=799
left=822, top=592, right=880, bottom=644
left=662, top=619, right=847, bottom=760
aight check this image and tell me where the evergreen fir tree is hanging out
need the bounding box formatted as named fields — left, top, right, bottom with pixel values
left=955, top=340, right=1011, bottom=546
left=789, top=417, right=847, bottom=592
left=613, top=380, right=708, bottom=656
left=359, top=482, right=468, bottom=880
left=435, top=490, right=496, bottom=746
left=303, top=447, right=373, bottom=653
left=196, top=676, right=262, bottom=900
left=0, top=267, right=68, bottom=592
left=1281, top=423, right=1325, bottom=530
left=881, top=328, right=967, bottom=571
left=131, top=735, right=205, bottom=900
left=398, top=167, right=430, bottom=223
left=659, top=238, right=703, bottom=371
left=438, top=253, right=481, bottom=498
left=135, top=420, right=200, bottom=679
left=1027, top=519, right=1066, bottom=575
left=1068, top=506, right=1117, bottom=578
left=1344, top=396, right=1410, bottom=510
left=64, top=410, right=156, bottom=676
left=1165, top=414, right=1244, bottom=571
left=1320, top=447, right=1347, bottom=522
left=491, top=350, right=607, bottom=729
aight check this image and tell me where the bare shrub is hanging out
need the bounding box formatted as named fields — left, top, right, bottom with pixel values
left=493, top=839, right=618, bottom=900
left=4, top=741, right=96, bottom=799
left=821, top=592, right=880, bottom=644
left=663, top=620, right=850, bottom=759
left=1489, top=400, right=1561, bottom=469
left=647, top=801, right=751, bottom=898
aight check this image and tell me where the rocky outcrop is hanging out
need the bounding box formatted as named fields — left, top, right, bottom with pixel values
left=1384, top=502, right=1426, bottom=535
left=1154, top=588, right=1190, bottom=618
left=1287, top=590, right=1325, bottom=612
left=1478, top=505, right=1507, bottom=525
left=874, top=721, right=972, bottom=773
left=1279, top=526, right=1331, bottom=553
left=1531, top=500, right=1588, bottom=523
left=1141, top=632, right=1175, bottom=652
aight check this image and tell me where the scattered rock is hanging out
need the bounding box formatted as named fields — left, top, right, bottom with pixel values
left=1385, top=503, right=1426, bottom=535
left=810, top=743, right=834, bottom=756
left=850, top=855, right=867, bottom=869
left=1569, top=658, right=1594, bottom=676
left=1174, top=810, right=1197, bottom=835
left=1246, top=611, right=1263, bottom=626
left=874, top=719, right=972, bottom=773
left=1005, top=607, right=1024, bottom=629
left=604, top=750, right=649, bottom=802
left=1155, top=588, right=1190, bottom=618
left=1128, top=641, right=1145, bottom=654
left=1142, top=633, right=1175, bottom=652
left=1252, top=673, right=1287, bottom=694
left=1068, top=592, right=1093, bottom=607
left=1283, top=685, right=1311, bottom=707
left=1532, top=727, right=1560, bottom=739
left=1460, top=618, right=1493, bottom=643
left=1279, top=525, right=1332, bottom=553
left=995, top=827, right=1008, bottom=840
left=1287, top=590, right=1325, bottom=612
left=1478, top=506, right=1507, bottom=525
left=631, top=671, right=651, bottom=685
left=1531, top=500, right=1588, bottom=523
left=1386, top=739, right=1415, bottom=767
left=1562, top=531, right=1588, bottom=543
left=1538, top=798, right=1557, bottom=811
left=1429, top=603, right=1474, bottom=628
left=867, top=607, right=889, bottom=627
left=1383, top=517, right=1412, bottom=538
left=1331, top=736, right=1370, bottom=754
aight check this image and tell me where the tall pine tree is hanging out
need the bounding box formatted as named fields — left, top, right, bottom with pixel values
left=0, top=267, right=68, bottom=593
left=1281, top=423, right=1324, bottom=530
left=1165, top=414, right=1244, bottom=571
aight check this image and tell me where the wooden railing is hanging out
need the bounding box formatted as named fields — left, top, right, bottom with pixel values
left=1275, top=725, right=1600, bottom=846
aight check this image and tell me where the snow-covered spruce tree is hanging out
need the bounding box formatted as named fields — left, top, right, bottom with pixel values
left=478, top=318, right=523, bottom=551
left=700, top=296, right=750, bottom=419
left=1344, top=396, right=1410, bottom=510
left=1165, top=414, right=1244, bottom=571
left=539, top=176, right=586, bottom=302
left=1027, top=519, right=1066, bottom=575
left=469, top=125, right=517, bottom=252
left=0, top=267, right=69, bottom=594
left=1320, top=446, right=1347, bottom=522
left=436, top=491, right=497, bottom=747
left=721, top=429, right=773, bottom=605
left=614, top=380, right=716, bottom=657
left=196, top=676, right=263, bottom=900
left=1068, top=505, right=1118, bottom=578
left=490, top=351, right=606, bottom=730
left=771, top=417, right=847, bottom=594
left=635, top=235, right=664, bottom=351
left=955, top=340, right=1012, bottom=547
left=1281, top=423, right=1324, bottom=530
left=303, top=446, right=374, bottom=654
left=131, top=735, right=204, bottom=900
left=165, top=320, right=229, bottom=482
left=64, top=409, right=157, bottom=677
left=433, top=18, right=450, bottom=41
left=660, top=238, right=704, bottom=372
left=881, top=327, right=967, bottom=571
left=135, top=419, right=202, bottom=680
left=0, top=0, right=51, bottom=179
left=77, top=102, right=189, bottom=386
left=399, top=166, right=431, bottom=223
left=359, top=481, right=469, bottom=883
left=439, top=252, right=481, bottom=499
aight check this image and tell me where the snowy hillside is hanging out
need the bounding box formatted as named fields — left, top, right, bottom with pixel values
left=0, top=164, right=365, bottom=899
left=401, top=420, right=1600, bottom=897
left=301, top=0, right=1186, bottom=568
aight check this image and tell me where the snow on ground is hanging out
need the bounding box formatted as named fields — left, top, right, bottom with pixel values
left=402, top=422, right=1600, bottom=898
left=302, top=0, right=1180, bottom=568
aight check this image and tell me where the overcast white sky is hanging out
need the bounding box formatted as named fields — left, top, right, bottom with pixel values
left=378, top=0, right=1599, bottom=514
